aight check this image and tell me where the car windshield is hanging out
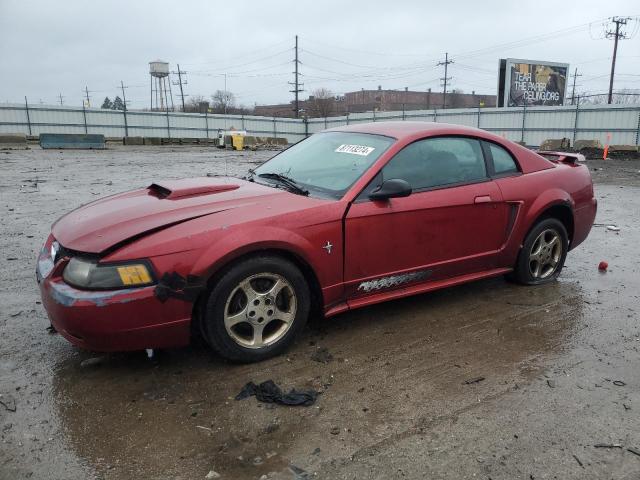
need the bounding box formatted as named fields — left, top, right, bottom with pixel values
left=252, top=131, right=395, bottom=199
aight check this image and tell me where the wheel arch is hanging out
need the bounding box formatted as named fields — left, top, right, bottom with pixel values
left=530, top=201, right=575, bottom=245
left=191, top=245, right=325, bottom=340
left=523, top=187, right=575, bottom=245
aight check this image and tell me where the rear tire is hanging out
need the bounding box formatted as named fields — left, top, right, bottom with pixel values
left=512, top=218, right=568, bottom=285
left=203, top=255, right=310, bottom=362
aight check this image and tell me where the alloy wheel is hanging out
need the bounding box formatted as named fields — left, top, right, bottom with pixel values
left=223, top=273, right=297, bottom=349
left=528, top=229, right=563, bottom=279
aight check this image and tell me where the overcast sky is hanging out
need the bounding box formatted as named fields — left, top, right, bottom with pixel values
left=1, top=0, right=638, bottom=109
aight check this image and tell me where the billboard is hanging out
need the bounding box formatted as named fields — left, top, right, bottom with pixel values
left=497, top=58, right=569, bottom=107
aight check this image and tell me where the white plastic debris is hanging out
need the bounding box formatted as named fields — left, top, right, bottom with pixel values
left=606, top=225, right=620, bottom=232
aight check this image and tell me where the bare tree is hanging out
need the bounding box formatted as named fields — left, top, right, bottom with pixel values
left=211, top=90, right=236, bottom=114
left=307, top=88, right=336, bottom=118
left=184, top=95, right=208, bottom=113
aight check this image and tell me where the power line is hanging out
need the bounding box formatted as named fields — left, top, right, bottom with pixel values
left=454, top=20, right=606, bottom=61
left=606, top=16, right=633, bottom=104
left=437, top=53, right=453, bottom=109
left=182, top=47, right=292, bottom=71
left=190, top=61, right=291, bottom=76
left=303, top=37, right=431, bottom=58
left=180, top=39, right=291, bottom=67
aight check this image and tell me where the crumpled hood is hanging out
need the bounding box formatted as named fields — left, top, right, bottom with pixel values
left=52, top=177, right=289, bottom=254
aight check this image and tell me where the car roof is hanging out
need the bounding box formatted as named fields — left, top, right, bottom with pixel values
left=326, top=121, right=488, bottom=140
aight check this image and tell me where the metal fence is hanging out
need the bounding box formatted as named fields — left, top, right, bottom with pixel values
left=1, top=102, right=639, bottom=146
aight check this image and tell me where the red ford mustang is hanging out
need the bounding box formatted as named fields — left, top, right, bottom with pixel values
left=37, top=122, right=597, bottom=362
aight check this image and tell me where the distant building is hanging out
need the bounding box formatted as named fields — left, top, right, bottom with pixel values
left=344, top=87, right=496, bottom=113
left=253, top=103, right=300, bottom=118
left=254, top=86, right=496, bottom=118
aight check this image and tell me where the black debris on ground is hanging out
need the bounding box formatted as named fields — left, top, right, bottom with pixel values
left=310, top=347, right=334, bottom=364
left=235, top=380, right=319, bottom=406
left=463, top=376, right=485, bottom=385
left=0, top=394, right=17, bottom=412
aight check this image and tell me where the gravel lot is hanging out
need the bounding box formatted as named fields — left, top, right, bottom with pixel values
left=1, top=146, right=640, bottom=480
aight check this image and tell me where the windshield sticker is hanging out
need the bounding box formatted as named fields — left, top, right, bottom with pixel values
left=335, top=144, right=375, bottom=156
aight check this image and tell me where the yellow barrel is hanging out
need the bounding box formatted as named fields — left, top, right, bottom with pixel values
left=231, top=135, right=244, bottom=151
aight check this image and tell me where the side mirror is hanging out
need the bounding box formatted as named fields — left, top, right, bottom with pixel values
left=369, top=178, right=412, bottom=201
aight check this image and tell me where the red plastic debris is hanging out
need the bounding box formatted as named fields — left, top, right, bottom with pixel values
left=598, top=261, right=608, bottom=272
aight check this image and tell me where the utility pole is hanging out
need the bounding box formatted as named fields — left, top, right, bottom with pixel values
left=606, top=16, right=631, bottom=104
left=120, top=81, right=129, bottom=137
left=224, top=73, right=228, bottom=115
left=569, top=68, right=582, bottom=105
left=171, top=64, right=188, bottom=111
left=83, top=86, right=91, bottom=108
left=58, top=93, right=64, bottom=106
left=437, top=53, right=453, bottom=109
left=289, top=35, right=304, bottom=118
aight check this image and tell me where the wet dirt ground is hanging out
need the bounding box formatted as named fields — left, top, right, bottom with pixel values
left=1, top=146, right=640, bottom=480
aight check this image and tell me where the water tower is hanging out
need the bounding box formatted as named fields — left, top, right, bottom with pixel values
left=149, top=60, right=175, bottom=111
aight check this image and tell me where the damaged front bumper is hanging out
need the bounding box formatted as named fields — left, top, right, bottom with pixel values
left=36, top=241, right=193, bottom=352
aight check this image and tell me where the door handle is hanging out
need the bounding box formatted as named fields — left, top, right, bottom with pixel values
left=474, top=195, right=492, bottom=204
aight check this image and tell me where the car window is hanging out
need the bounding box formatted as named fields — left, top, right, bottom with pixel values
left=253, top=131, right=394, bottom=199
left=382, top=136, right=487, bottom=190
left=488, top=143, right=519, bottom=174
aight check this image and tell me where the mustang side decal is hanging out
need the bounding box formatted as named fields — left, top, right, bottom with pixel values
left=357, top=270, right=432, bottom=293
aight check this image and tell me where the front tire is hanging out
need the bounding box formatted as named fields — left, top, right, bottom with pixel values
left=203, top=255, right=310, bottom=362
left=512, top=218, right=568, bottom=285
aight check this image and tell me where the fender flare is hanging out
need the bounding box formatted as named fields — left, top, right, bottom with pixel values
left=191, top=225, right=321, bottom=283
left=524, top=188, right=574, bottom=228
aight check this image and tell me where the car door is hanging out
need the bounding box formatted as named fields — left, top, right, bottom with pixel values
left=344, top=135, right=509, bottom=298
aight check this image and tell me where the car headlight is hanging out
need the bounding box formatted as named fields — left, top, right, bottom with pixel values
left=63, top=257, right=155, bottom=289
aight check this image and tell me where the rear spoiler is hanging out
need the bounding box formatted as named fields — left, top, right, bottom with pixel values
left=536, top=151, right=586, bottom=165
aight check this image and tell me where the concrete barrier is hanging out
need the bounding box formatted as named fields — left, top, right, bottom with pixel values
left=609, top=145, right=639, bottom=152
left=574, top=139, right=602, bottom=151
left=609, top=145, right=640, bottom=159
left=539, top=138, right=570, bottom=151
left=0, top=133, right=27, bottom=144
left=123, top=136, right=144, bottom=146
left=144, top=137, right=162, bottom=146
left=39, top=134, right=105, bottom=149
